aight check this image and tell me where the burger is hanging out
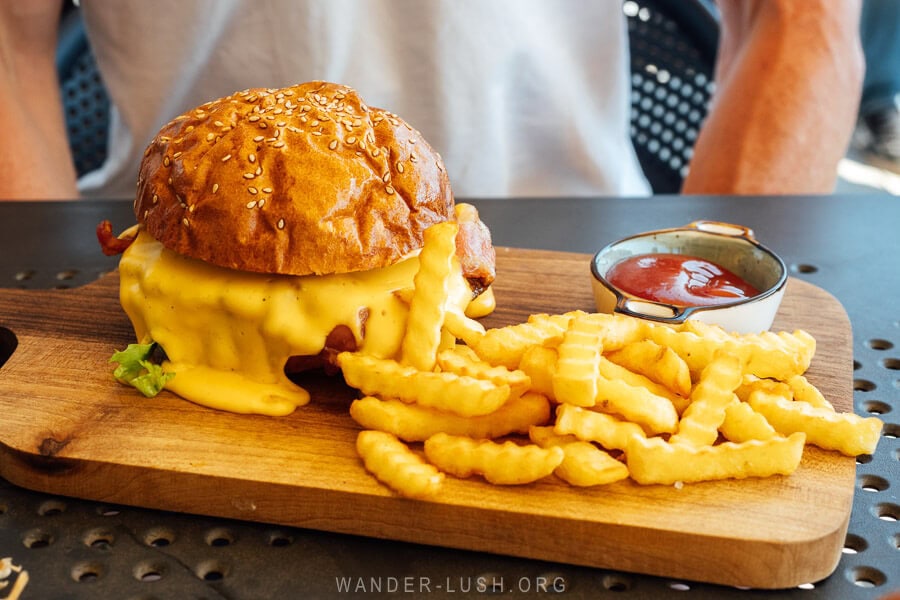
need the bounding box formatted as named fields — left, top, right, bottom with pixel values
left=98, top=81, right=496, bottom=416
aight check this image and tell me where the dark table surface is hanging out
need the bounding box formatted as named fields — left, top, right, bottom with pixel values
left=0, top=195, right=897, bottom=600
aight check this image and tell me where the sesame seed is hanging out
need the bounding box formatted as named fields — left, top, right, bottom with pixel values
left=189, top=204, right=195, bottom=212
left=312, top=131, right=322, bottom=136
left=259, top=122, right=268, bottom=128
left=249, top=115, right=261, bottom=122
left=163, top=156, right=171, bottom=167
left=310, top=120, right=320, bottom=127
left=382, top=173, right=391, bottom=183
left=253, top=136, right=264, bottom=142
left=212, top=184, right=219, bottom=194
left=396, top=162, right=404, bottom=173
left=258, top=198, right=266, bottom=208
left=244, top=173, right=255, bottom=179
left=249, top=153, right=256, bottom=163
left=372, top=148, right=381, bottom=157
left=385, top=185, right=395, bottom=195
left=255, top=166, right=262, bottom=175
left=409, top=154, right=417, bottom=162
left=246, top=200, right=258, bottom=209
left=273, top=141, right=285, bottom=148
left=262, top=187, right=273, bottom=193
left=214, top=120, right=224, bottom=127
left=152, top=194, right=159, bottom=204
left=248, top=187, right=258, bottom=194
left=206, top=133, right=215, bottom=142
left=277, top=218, right=285, bottom=229
left=182, top=217, right=189, bottom=226
left=173, top=151, right=182, bottom=158
left=328, top=140, right=338, bottom=150
left=222, top=154, right=232, bottom=162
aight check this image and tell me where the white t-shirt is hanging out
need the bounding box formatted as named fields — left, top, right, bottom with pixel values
left=79, top=0, right=650, bottom=199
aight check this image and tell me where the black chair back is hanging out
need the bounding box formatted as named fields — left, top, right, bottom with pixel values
left=56, top=7, right=110, bottom=177
left=626, top=0, right=720, bottom=193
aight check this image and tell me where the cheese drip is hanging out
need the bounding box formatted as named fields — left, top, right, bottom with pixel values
left=118, top=230, right=476, bottom=415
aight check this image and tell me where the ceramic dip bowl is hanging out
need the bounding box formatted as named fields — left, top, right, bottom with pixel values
left=590, top=221, right=787, bottom=333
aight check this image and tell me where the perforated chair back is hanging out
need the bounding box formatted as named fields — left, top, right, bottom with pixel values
left=625, top=0, right=719, bottom=193
left=56, top=8, right=110, bottom=178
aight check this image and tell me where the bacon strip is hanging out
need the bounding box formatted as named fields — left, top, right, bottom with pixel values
left=455, top=205, right=496, bottom=296
left=96, top=220, right=137, bottom=256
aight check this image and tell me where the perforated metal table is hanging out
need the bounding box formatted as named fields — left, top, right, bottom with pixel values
left=0, top=195, right=897, bottom=599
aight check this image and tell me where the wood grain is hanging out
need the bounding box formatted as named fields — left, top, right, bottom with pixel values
left=0, top=248, right=855, bottom=589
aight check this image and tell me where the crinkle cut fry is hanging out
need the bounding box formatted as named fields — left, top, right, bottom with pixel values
left=747, top=388, right=883, bottom=456
left=529, top=426, right=629, bottom=486
left=552, top=315, right=604, bottom=407
left=338, top=352, right=511, bottom=417
left=349, top=392, right=551, bottom=442
left=669, top=353, right=743, bottom=447
left=357, top=430, right=444, bottom=498
left=400, top=221, right=459, bottom=372
left=468, top=311, right=582, bottom=369
left=554, top=404, right=646, bottom=451
left=719, top=401, right=777, bottom=442
left=424, top=432, right=564, bottom=485
left=436, top=347, right=531, bottom=398
left=645, top=320, right=816, bottom=381
left=626, top=432, right=806, bottom=485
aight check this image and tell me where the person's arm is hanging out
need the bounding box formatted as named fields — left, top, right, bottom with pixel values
left=682, top=0, right=864, bottom=195
left=0, top=0, right=78, bottom=200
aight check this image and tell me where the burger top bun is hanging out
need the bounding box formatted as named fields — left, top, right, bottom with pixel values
left=135, top=81, right=454, bottom=276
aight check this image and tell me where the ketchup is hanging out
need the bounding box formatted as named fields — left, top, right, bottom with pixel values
left=606, top=253, right=760, bottom=307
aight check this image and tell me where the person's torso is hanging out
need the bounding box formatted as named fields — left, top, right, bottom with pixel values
left=80, top=0, right=649, bottom=198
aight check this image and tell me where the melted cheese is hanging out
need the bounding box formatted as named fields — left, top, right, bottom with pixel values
left=118, top=230, right=479, bottom=415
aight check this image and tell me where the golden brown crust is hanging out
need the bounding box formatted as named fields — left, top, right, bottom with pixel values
left=135, top=81, right=454, bottom=275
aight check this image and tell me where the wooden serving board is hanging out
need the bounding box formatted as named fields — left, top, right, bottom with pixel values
left=0, top=248, right=855, bottom=589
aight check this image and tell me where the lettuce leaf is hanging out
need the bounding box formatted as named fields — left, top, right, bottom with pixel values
left=109, top=343, right=174, bottom=397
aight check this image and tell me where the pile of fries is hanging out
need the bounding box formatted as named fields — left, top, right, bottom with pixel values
left=340, top=221, right=884, bottom=498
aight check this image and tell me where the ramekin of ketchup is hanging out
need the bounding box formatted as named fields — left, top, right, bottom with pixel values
left=590, top=221, right=787, bottom=333
left=605, top=253, right=760, bottom=308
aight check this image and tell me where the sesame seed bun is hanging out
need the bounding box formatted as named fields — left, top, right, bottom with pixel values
left=134, top=81, right=453, bottom=276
